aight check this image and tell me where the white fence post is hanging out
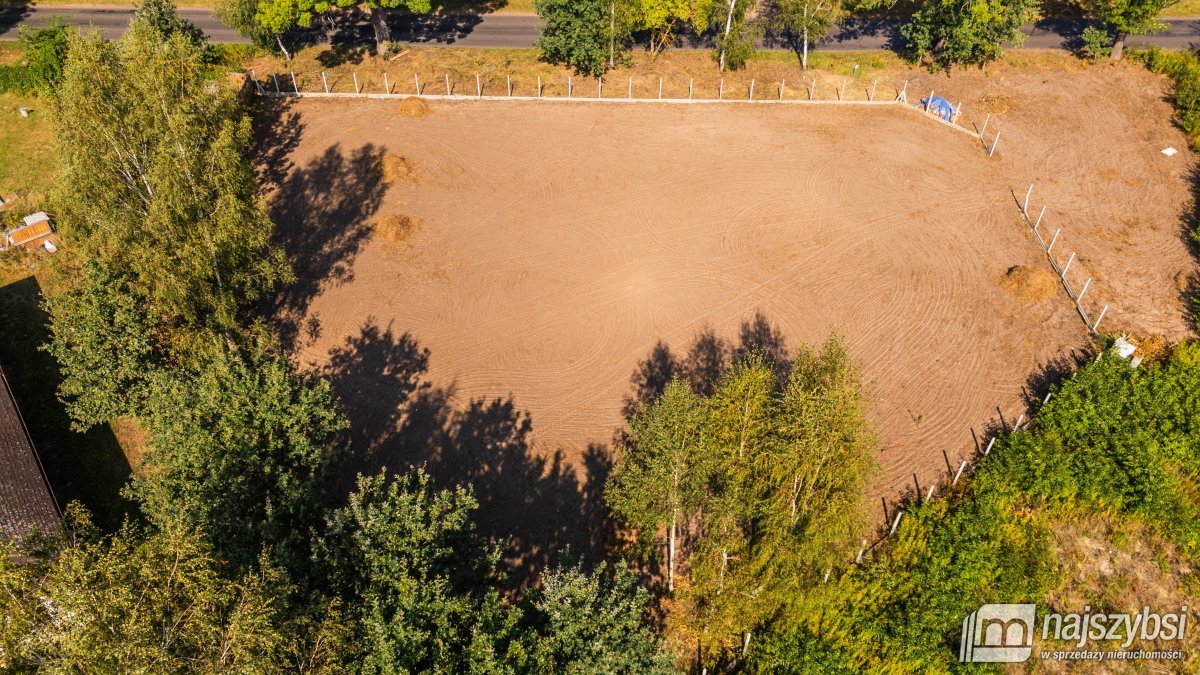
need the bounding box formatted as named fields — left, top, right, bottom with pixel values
left=1093, top=305, right=1109, bottom=332
left=321, top=71, right=329, bottom=93
left=1023, top=185, right=1032, bottom=214
left=989, top=130, right=1001, bottom=156
left=780, top=78, right=785, bottom=100
left=476, top=74, right=482, bottom=97
left=1078, top=277, right=1092, bottom=303
left=749, top=78, right=755, bottom=101
left=272, top=73, right=280, bottom=93
left=1047, top=228, right=1061, bottom=254
left=870, top=79, right=876, bottom=101
left=352, top=72, right=359, bottom=95
left=445, top=73, right=451, bottom=96
left=1062, top=251, right=1076, bottom=278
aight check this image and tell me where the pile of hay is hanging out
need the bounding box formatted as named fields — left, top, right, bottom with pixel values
left=397, top=97, right=431, bottom=118
left=373, top=214, right=423, bottom=244
left=999, top=265, right=1058, bottom=301
left=378, top=153, right=418, bottom=184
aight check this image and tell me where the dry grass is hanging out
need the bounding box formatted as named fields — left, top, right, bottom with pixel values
left=396, top=96, right=431, bottom=118
left=372, top=213, right=423, bottom=244
left=1044, top=514, right=1200, bottom=671
left=999, top=265, right=1059, bottom=301
left=377, top=152, right=419, bottom=184
left=251, top=47, right=910, bottom=103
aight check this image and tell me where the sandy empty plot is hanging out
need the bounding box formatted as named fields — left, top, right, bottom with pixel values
left=265, top=62, right=1200, bottom=562
left=268, top=96, right=1131, bottom=516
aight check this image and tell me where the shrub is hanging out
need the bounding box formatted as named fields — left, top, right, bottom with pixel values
left=0, top=19, right=71, bottom=95
left=1080, top=25, right=1113, bottom=60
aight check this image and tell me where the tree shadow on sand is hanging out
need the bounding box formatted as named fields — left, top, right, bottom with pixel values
left=623, top=310, right=791, bottom=419
left=268, top=142, right=389, bottom=349
left=324, top=319, right=612, bottom=589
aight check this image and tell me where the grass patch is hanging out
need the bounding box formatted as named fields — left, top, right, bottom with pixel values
left=0, top=93, right=54, bottom=201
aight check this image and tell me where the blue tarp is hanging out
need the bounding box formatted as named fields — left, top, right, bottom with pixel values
left=919, top=95, right=956, bottom=122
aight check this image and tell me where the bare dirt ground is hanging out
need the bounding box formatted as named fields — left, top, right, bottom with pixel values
left=263, top=60, right=1194, bottom=572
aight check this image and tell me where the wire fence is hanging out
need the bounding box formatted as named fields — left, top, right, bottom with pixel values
left=247, top=69, right=1001, bottom=153
left=1015, top=185, right=1109, bottom=335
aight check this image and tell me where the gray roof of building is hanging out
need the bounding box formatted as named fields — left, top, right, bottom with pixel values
left=0, top=364, right=60, bottom=541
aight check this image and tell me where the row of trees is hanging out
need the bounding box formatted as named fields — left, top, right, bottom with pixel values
left=533, top=0, right=1176, bottom=74
left=1, top=3, right=677, bottom=671
left=607, top=333, right=877, bottom=657
left=206, top=0, right=1178, bottom=71
left=534, top=0, right=842, bottom=75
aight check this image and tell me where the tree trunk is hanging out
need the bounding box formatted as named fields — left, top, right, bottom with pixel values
left=370, top=7, right=391, bottom=56
left=668, top=510, right=677, bottom=592
left=275, top=34, right=291, bottom=61
left=802, top=27, right=809, bottom=70
left=1111, top=33, right=1126, bottom=61
left=719, top=0, right=737, bottom=72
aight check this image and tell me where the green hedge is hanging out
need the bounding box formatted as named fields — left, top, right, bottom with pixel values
left=1133, top=47, right=1200, bottom=151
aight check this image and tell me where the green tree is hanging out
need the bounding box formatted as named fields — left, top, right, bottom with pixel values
left=54, top=22, right=289, bottom=341
left=750, top=334, right=876, bottom=620
left=0, top=505, right=303, bottom=671
left=535, top=0, right=633, bottom=76
left=319, top=469, right=521, bottom=673
left=1089, top=0, right=1171, bottom=60
left=898, top=0, right=1035, bottom=68
left=133, top=340, right=348, bottom=573
left=633, top=0, right=699, bottom=56
left=256, top=0, right=431, bottom=56
left=520, top=564, right=676, bottom=674
left=42, top=262, right=160, bottom=430
left=686, top=356, right=777, bottom=643
left=218, top=0, right=282, bottom=52
left=608, top=379, right=707, bottom=592
left=765, top=0, right=845, bottom=70
left=135, top=0, right=211, bottom=58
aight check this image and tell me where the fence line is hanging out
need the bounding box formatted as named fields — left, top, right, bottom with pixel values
left=248, top=70, right=996, bottom=150
left=1015, top=184, right=1109, bottom=335
left=847, top=370, right=1071, bottom=575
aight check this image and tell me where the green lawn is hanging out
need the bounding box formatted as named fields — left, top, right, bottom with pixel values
left=0, top=93, right=55, bottom=201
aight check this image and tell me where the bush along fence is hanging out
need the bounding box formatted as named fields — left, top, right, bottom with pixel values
left=1015, top=184, right=1109, bottom=336
left=247, top=69, right=1001, bottom=155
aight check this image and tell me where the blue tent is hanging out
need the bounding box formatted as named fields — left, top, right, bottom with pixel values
left=920, top=95, right=956, bottom=122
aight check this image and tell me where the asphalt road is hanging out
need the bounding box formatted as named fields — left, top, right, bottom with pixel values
left=2, top=4, right=1200, bottom=52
